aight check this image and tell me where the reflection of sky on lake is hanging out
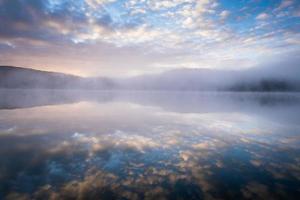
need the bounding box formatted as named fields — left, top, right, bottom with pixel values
left=0, top=91, right=300, bottom=200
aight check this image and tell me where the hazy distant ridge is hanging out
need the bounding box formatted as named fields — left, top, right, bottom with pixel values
left=0, top=66, right=115, bottom=89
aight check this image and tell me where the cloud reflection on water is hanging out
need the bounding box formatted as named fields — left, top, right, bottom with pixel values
left=0, top=91, right=300, bottom=199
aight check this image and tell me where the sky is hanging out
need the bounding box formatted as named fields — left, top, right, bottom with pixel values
left=0, top=0, right=299, bottom=77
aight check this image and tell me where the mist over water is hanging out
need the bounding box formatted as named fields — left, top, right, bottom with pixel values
left=0, top=90, right=300, bottom=200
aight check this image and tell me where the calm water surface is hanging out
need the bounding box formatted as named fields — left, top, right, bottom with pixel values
left=0, top=90, right=300, bottom=200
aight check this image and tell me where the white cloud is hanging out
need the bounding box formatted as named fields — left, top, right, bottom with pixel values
left=85, top=0, right=116, bottom=8
left=256, top=13, right=270, bottom=20
left=130, top=8, right=146, bottom=15
left=220, top=10, right=230, bottom=20
left=182, top=17, right=194, bottom=28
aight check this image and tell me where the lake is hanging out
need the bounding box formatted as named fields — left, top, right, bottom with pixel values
left=0, top=90, right=300, bottom=200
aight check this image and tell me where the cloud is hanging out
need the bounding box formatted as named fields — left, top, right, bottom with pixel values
left=220, top=10, right=230, bottom=20
left=0, top=0, right=299, bottom=76
left=256, top=13, right=270, bottom=20
left=85, top=0, right=116, bottom=8
left=277, top=0, right=294, bottom=10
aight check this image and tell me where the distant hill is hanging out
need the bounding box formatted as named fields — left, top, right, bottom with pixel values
left=1, top=66, right=299, bottom=91
left=0, top=66, right=115, bottom=89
